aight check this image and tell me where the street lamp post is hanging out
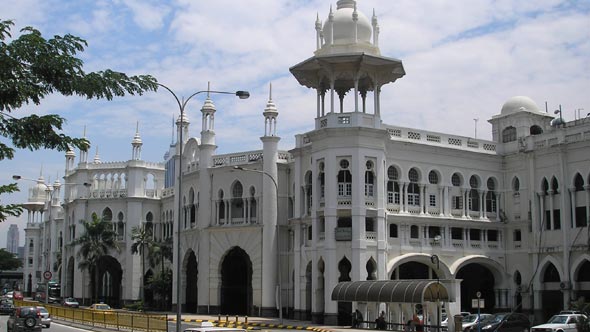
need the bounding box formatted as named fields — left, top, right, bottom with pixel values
left=157, top=84, right=249, bottom=332
left=430, top=254, right=440, bottom=332
left=233, top=165, right=282, bottom=324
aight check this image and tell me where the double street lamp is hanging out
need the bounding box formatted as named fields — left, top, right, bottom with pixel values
left=233, top=166, right=282, bottom=324
left=157, top=83, right=249, bottom=332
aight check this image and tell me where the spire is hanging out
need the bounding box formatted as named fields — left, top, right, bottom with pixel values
left=93, top=146, right=101, bottom=164
left=372, top=8, right=380, bottom=47
left=353, top=2, right=358, bottom=43
left=132, top=121, right=143, bottom=160
left=80, top=125, right=89, bottom=163
left=201, top=82, right=217, bottom=132
left=263, top=83, right=278, bottom=137
left=315, top=13, right=323, bottom=50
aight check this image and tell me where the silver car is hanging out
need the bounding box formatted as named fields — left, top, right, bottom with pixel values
left=35, top=307, right=51, bottom=328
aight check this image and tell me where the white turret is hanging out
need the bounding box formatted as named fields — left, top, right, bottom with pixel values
left=132, top=121, right=143, bottom=160
left=93, top=146, right=101, bottom=164
left=65, top=145, right=76, bottom=172
left=79, top=126, right=88, bottom=164
left=263, top=83, right=279, bottom=137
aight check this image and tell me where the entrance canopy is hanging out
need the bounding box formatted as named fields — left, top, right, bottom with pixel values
left=331, top=280, right=450, bottom=303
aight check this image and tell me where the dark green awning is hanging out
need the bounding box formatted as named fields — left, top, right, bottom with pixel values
left=331, top=280, right=449, bottom=303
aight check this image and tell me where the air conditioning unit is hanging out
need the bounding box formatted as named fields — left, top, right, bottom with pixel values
left=559, top=281, right=571, bottom=290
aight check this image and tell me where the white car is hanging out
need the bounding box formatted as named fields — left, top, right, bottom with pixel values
left=462, top=314, right=493, bottom=332
left=531, top=314, right=586, bottom=332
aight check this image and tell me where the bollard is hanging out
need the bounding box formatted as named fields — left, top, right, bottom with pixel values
left=245, top=316, right=248, bottom=324
left=226, top=314, right=229, bottom=322
left=218, top=314, right=221, bottom=322
left=236, top=315, right=238, bottom=323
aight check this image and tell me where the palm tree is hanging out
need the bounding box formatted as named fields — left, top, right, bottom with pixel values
left=70, top=213, right=120, bottom=304
left=148, top=237, right=173, bottom=276
left=130, top=224, right=153, bottom=304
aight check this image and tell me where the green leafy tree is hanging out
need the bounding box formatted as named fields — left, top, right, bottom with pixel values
left=130, top=224, right=153, bottom=303
left=0, top=248, right=22, bottom=271
left=148, top=237, right=173, bottom=275
left=147, top=268, right=172, bottom=310
left=0, top=19, right=158, bottom=221
left=70, top=214, right=120, bottom=304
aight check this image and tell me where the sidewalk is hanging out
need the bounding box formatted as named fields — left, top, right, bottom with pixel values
left=171, top=314, right=354, bottom=332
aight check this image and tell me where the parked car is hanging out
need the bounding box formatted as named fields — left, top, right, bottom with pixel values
left=35, top=307, right=51, bottom=328
left=531, top=314, right=587, bottom=332
left=466, top=312, right=530, bottom=332
left=6, top=306, right=43, bottom=332
left=0, top=300, right=14, bottom=315
left=462, top=314, right=493, bottom=332
left=12, top=291, right=23, bottom=301
left=88, top=303, right=112, bottom=311
left=62, top=297, right=79, bottom=308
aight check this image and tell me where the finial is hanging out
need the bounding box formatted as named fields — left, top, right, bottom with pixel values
left=269, top=82, right=273, bottom=101
left=83, top=125, right=87, bottom=138
left=207, top=81, right=211, bottom=98
left=135, top=121, right=139, bottom=134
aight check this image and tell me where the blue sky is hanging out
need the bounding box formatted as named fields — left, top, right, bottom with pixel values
left=1, top=0, right=589, bottom=247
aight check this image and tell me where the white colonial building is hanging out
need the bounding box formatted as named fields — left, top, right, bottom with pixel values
left=20, top=0, right=589, bottom=327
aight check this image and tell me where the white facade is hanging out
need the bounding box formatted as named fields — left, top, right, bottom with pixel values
left=21, top=0, right=589, bottom=327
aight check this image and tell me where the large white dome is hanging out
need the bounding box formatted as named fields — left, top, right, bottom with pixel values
left=500, top=96, right=542, bottom=116
left=323, top=0, right=372, bottom=46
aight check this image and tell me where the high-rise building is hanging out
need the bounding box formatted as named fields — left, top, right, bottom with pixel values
left=7, top=224, right=19, bottom=254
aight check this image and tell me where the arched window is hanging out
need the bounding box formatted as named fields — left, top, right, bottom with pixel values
left=365, top=161, right=375, bottom=197
left=305, top=171, right=313, bottom=215
left=486, top=178, right=497, bottom=213
left=469, top=176, right=480, bottom=211
left=231, top=181, right=244, bottom=221
left=389, top=224, right=398, bottom=238
left=428, top=171, right=439, bottom=184
left=541, top=178, right=549, bottom=195
left=117, top=212, right=125, bottom=240
left=146, top=211, right=153, bottom=222
left=407, top=168, right=420, bottom=206
left=218, top=190, right=225, bottom=220
left=189, top=188, right=196, bottom=225
left=337, top=159, right=352, bottom=197
left=502, top=126, right=517, bottom=143
left=530, top=125, right=543, bottom=135
left=513, top=177, right=520, bottom=196
left=387, top=166, right=400, bottom=205
left=102, top=208, right=113, bottom=222
left=410, top=225, right=419, bottom=239
left=451, top=173, right=462, bottom=187
left=574, top=173, right=584, bottom=191
left=318, top=162, right=325, bottom=199
left=249, top=186, right=257, bottom=221
left=551, top=177, right=559, bottom=192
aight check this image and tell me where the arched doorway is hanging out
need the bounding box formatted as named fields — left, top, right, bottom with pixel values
left=392, top=261, right=439, bottom=279
left=144, top=270, right=154, bottom=309
left=456, top=264, right=495, bottom=312
left=337, top=257, right=352, bottom=326
left=185, top=251, right=198, bottom=313
left=575, top=259, right=590, bottom=301
left=541, top=263, right=562, bottom=321
left=66, top=257, right=75, bottom=297
left=95, top=256, right=123, bottom=308
left=305, top=261, right=312, bottom=320
left=220, top=247, right=252, bottom=315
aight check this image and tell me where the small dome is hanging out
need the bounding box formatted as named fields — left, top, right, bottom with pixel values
left=323, top=0, right=372, bottom=46
left=28, top=176, right=48, bottom=203
left=500, top=96, right=542, bottom=115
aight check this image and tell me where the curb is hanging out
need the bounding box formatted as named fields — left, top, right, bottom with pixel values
left=167, top=318, right=334, bottom=332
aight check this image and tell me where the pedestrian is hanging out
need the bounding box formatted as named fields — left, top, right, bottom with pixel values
left=376, top=311, right=386, bottom=330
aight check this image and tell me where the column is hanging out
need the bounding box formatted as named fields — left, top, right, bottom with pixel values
left=402, top=182, right=408, bottom=213
left=439, top=186, right=444, bottom=216
left=420, top=184, right=426, bottom=215
left=483, top=190, right=488, bottom=219
left=479, top=190, right=484, bottom=219
left=548, top=190, right=555, bottom=230
left=461, top=189, right=467, bottom=218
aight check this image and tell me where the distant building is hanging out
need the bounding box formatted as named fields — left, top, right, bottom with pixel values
left=19, top=0, right=589, bottom=327
left=7, top=224, right=19, bottom=254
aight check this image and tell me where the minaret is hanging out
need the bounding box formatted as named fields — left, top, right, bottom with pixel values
left=79, top=126, right=88, bottom=164
left=260, top=83, right=281, bottom=316
left=315, top=13, right=323, bottom=50
left=131, top=121, right=143, bottom=160
left=65, top=145, right=76, bottom=172
left=199, top=83, right=217, bottom=169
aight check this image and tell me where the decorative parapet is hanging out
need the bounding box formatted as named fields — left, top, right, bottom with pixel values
left=384, top=125, right=497, bottom=154
left=212, top=150, right=292, bottom=167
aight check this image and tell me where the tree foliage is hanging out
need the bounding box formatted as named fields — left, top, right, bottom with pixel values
left=0, top=248, right=22, bottom=271
left=0, top=19, right=158, bottom=222
left=70, top=214, right=120, bottom=304
left=130, top=224, right=153, bottom=302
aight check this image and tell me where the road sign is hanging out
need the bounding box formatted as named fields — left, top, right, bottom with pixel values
left=471, top=298, right=485, bottom=309
left=43, top=271, right=52, bottom=280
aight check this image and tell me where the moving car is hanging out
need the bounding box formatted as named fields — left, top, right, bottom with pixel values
left=12, top=291, right=23, bottom=301
left=6, top=306, right=43, bottom=332
left=531, top=314, right=587, bottom=332
left=183, top=321, right=247, bottom=332
left=62, top=297, right=79, bottom=308
left=466, top=312, right=530, bottom=332
left=88, top=303, right=112, bottom=311
left=35, top=307, right=51, bottom=328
